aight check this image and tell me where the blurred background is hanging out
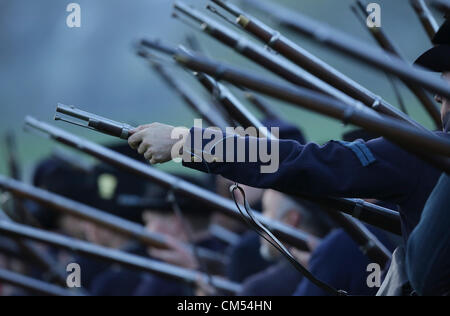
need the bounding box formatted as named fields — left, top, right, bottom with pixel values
left=0, top=0, right=445, bottom=177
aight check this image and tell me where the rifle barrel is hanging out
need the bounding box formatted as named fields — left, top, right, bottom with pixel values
left=24, top=116, right=314, bottom=251
left=411, top=0, right=439, bottom=40
left=137, top=50, right=230, bottom=128
left=141, top=42, right=450, bottom=170
left=241, top=0, right=450, bottom=101
left=0, top=176, right=225, bottom=268
left=0, top=208, right=70, bottom=287
left=353, top=0, right=442, bottom=129
left=55, top=104, right=135, bottom=139
left=173, top=2, right=388, bottom=125
left=0, top=220, right=241, bottom=295
left=0, top=268, right=81, bottom=296
left=218, top=0, right=434, bottom=130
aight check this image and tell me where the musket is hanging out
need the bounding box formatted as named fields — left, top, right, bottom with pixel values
left=45, top=110, right=402, bottom=236
left=174, top=47, right=401, bottom=237
left=25, top=117, right=319, bottom=252
left=189, top=70, right=275, bottom=139
left=325, top=211, right=391, bottom=268
left=241, top=0, right=450, bottom=101
left=137, top=49, right=230, bottom=128
left=54, top=105, right=401, bottom=237
left=0, top=208, right=70, bottom=288
left=411, top=0, right=440, bottom=40
left=209, top=0, right=424, bottom=129
left=353, top=0, right=442, bottom=129
left=55, top=101, right=401, bottom=237
left=0, top=176, right=227, bottom=268
left=178, top=60, right=394, bottom=265
left=0, top=220, right=241, bottom=295
left=0, top=268, right=81, bottom=296
left=141, top=40, right=450, bottom=171
left=54, top=103, right=135, bottom=139
left=172, top=2, right=394, bottom=128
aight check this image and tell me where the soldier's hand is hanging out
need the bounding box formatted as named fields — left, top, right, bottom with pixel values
left=148, top=237, right=199, bottom=270
left=128, top=123, right=188, bottom=165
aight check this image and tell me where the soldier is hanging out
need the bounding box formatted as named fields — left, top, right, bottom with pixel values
left=128, top=20, right=450, bottom=296
left=405, top=17, right=450, bottom=296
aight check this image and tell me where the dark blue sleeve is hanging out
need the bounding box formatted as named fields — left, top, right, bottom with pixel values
left=182, top=128, right=420, bottom=201
left=292, top=229, right=381, bottom=296
left=406, top=174, right=450, bottom=296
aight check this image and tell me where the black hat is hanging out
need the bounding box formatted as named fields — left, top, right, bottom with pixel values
left=414, top=18, right=450, bottom=72
left=415, top=44, right=450, bottom=72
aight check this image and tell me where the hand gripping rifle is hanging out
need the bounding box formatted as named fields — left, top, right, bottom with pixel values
left=171, top=50, right=395, bottom=266
left=141, top=39, right=450, bottom=172
left=27, top=116, right=319, bottom=252
left=50, top=106, right=402, bottom=234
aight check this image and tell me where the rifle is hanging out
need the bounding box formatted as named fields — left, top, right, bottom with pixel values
left=172, top=2, right=391, bottom=127
left=241, top=0, right=450, bottom=102
left=141, top=39, right=450, bottom=171
left=190, top=70, right=275, bottom=138
left=51, top=107, right=402, bottom=235
left=0, top=268, right=81, bottom=296
left=137, top=49, right=230, bottom=128
left=175, top=58, right=394, bottom=265
left=55, top=103, right=135, bottom=139
left=0, top=176, right=227, bottom=269
left=27, top=116, right=321, bottom=251
left=209, top=0, right=424, bottom=129
left=0, top=220, right=241, bottom=295
left=411, top=0, right=440, bottom=40
left=353, top=0, right=442, bottom=129
left=0, top=208, right=70, bottom=288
